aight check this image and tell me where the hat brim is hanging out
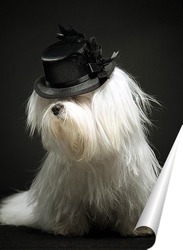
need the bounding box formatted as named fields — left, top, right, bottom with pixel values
left=34, top=76, right=102, bottom=99
left=34, top=62, right=116, bottom=99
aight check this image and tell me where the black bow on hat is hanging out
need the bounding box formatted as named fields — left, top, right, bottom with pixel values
left=34, top=25, right=119, bottom=99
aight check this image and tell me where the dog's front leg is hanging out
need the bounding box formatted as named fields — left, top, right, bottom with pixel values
left=51, top=211, right=90, bottom=236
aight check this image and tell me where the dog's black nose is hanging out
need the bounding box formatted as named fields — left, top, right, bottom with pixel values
left=51, top=104, right=64, bottom=116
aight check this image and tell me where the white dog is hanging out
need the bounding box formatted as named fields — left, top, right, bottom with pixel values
left=0, top=67, right=160, bottom=236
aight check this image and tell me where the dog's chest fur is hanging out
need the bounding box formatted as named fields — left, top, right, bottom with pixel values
left=30, top=152, right=123, bottom=225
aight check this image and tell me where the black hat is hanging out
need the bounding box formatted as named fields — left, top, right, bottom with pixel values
left=34, top=25, right=119, bottom=99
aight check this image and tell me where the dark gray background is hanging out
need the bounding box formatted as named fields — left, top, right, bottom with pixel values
left=0, top=0, right=183, bottom=195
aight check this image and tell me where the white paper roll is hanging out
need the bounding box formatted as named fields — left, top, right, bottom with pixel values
left=135, top=125, right=183, bottom=249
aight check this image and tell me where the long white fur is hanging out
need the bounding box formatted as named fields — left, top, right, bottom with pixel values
left=0, top=67, right=160, bottom=236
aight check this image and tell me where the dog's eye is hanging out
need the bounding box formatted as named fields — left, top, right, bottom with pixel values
left=71, top=96, right=78, bottom=101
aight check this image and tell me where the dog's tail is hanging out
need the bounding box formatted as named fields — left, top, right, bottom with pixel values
left=0, top=191, right=36, bottom=227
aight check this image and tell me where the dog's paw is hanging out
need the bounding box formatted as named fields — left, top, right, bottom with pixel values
left=115, top=224, right=154, bottom=237
left=53, top=226, right=89, bottom=237
left=52, top=220, right=90, bottom=237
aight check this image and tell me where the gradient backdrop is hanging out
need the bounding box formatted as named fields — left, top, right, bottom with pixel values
left=0, top=0, right=183, bottom=195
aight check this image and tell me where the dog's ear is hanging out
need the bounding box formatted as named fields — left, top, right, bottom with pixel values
left=26, top=91, right=39, bottom=136
left=26, top=91, right=47, bottom=136
left=91, top=67, right=160, bottom=178
left=92, top=67, right=157, bottom=152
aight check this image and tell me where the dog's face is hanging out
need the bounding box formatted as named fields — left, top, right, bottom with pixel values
left=27, top=68, right=151, bottom=162
left=27, top=86, right=119, bottom=162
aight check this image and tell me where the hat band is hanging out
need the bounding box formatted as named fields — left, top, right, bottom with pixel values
left=44, top=61, right=116, bottom=89
left=45, top=74, right=90, bottom=88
